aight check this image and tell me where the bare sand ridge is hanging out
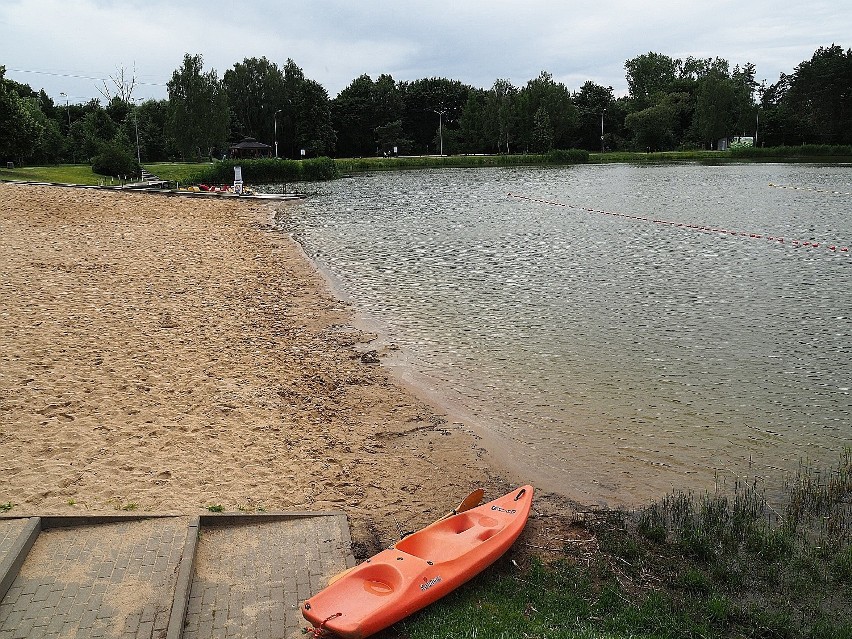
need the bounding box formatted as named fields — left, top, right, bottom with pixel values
left=0, top=183, right=563, bottom=550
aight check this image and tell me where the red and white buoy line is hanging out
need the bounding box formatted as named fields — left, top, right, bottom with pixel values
left=769, top=182, right=852, bottom=196
left=507, top=192, right=851, bottom=255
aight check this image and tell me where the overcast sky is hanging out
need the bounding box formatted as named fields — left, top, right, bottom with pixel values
left=1, top=0, right=849, bottom=104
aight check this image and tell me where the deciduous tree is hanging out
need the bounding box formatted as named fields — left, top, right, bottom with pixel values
left=167, top=53, right=229, bottom=159
left=784, top=45, right=852, bottom=144
left=0, top=66, right=42, bottom=163
left=223, top=56, right=286, bottom=145
left=573, top=81, right=614, bottom=150
left=486, top=79, right=518, bottom=154
left=516, top=71, right=576, bottom=151
left=625, top=52, right=679, bottom=108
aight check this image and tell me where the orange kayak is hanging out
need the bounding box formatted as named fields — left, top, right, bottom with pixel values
left=302, top=485, right=534, bottom=638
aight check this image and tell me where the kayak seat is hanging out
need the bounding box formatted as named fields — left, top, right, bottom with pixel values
left=396, top=513, right=505, bottom=563
left=477, top=528, right=498, bottom=541
left=347, top=563, right=404, bottom=597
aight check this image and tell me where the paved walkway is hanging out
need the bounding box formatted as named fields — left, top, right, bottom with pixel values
left=0, top=512, right=352, bottom=639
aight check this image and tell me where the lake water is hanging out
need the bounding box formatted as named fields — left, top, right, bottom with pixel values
left=274, top=163, right=852, bottom=506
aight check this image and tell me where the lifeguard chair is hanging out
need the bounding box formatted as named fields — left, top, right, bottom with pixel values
left=233, top=165, right=243, bottom=195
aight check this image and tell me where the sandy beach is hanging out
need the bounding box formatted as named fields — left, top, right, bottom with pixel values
left=0, top=183, right=572, bottom=552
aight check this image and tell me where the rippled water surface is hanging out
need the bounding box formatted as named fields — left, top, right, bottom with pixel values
left=276, top=164, right=852, bottom=505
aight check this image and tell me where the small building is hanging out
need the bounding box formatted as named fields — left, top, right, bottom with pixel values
left=229, top=137, right=272, bottom=159
left=717, top=136, right=754, bottom=151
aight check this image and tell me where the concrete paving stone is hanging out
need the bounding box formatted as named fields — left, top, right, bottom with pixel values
left=0, top=610, right=22, bottom=632
left=44, top=616, right=63, bottom=633
left=18, top=580, right=38, bottom=597
left=11, top=617, right=33, bottom=639
left=134, top=620, right=154, bottom=639
left=2, top=513, right=351, bottom=638
left=0, top=520, right=30, bottom=567
left=184, top=515, right=351, bottom=639
left=1, top=586, right=21, bottom=604
left=195, top=618, right=214, bottom=637
left=45, top=589, right=62, bottom=607
left=139, top=603, right=156, bottom=624
left=0, top=516, right=190, bottom=639
left=212, top=607, right=227, bottom=629
left=122, top=610, right=141, bottom=629
left=9, top=596, right=28, bottom=613
left=80, top=608, right=98, bottom=628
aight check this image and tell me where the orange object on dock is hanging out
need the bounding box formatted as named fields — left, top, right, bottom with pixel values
left=302, top=485, right=534, bottom=638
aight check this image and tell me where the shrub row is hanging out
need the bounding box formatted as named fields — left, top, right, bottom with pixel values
left=335, top=149, right=589, bottom=173
left=731, top=144, right=852, bottom=158
left=190, top=157, right=339, bottom=184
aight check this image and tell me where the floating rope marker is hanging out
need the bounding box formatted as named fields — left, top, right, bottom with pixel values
left=507, top=192, right=850, bottom=256
left=769, top=182, right=852, bottom=196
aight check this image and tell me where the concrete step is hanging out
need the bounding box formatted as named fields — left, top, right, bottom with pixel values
left=0, top=512, right=353, bottom=639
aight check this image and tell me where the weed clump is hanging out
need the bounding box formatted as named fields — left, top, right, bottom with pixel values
left=400, top=448, right=852, bottom=638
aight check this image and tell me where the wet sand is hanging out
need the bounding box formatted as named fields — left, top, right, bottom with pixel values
left=0, top=183, right=574, bottom=551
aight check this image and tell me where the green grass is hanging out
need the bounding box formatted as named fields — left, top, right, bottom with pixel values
left=590, top=150, right=728, bottom=163
left=0, top=162, right=213, bottom=186
left=145, top=162, right=213, bottom=184
left=0, top=163, right=104, bottom=185
left=731, top=144, right=852, bottom=160
left=396, top=449, right=852, bottom=638
left=592, top=147, right=852, bottom=163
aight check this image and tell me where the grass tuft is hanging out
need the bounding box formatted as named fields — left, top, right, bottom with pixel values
left=399, top=448, right=852, bottom=638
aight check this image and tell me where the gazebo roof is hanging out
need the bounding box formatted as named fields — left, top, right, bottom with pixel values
left=229, top=137, right=271, bottom=150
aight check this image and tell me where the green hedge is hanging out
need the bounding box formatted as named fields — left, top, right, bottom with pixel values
left=335, top=149, right=589, bottom=173
left=191, top=157, right=339, bottom=184
left=730, top=144, right=852, bottom=159
left=544, top=148, right=589, bottom=164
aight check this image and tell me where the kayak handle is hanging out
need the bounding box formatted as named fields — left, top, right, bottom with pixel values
left=514, top=488, right=527, bottom=501
left=305, top=611, right=343, bottom=638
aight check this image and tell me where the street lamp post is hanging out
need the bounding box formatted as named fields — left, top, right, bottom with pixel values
left=274, top=109, right=282, bottom=158
left=755, top=109, right=760, bottom=147
left=600, top=109, right=606, bottom=153
left=432, top=109, right=446, bottom=156
left=60, top=92, right=73, bottom=163
left=59, top=92, right=70, bottom=128
left=132, top=98, right=143, bottom=166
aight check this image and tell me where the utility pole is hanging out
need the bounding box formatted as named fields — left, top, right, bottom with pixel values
left=274, top=109, right=282, bottom=158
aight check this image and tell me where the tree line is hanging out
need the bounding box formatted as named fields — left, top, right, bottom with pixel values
left=1, top=44, right=850, bottom=171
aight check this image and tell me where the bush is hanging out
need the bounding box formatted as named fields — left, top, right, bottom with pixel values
left=545, top=148, right=590, bottom=164
left=191, top=157, right=339, bottom=184
left=92, top=140, right=139, bottom=178
left=730, top=144, right=852, bottom=159
left=334, top=150, right=589, bottom=173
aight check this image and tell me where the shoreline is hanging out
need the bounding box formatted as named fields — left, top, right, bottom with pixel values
left=276, top=210, right=639, bottom=510
left=0, top=184, right=576, bottom=553
left=276, top=218, right=564, bottom=501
